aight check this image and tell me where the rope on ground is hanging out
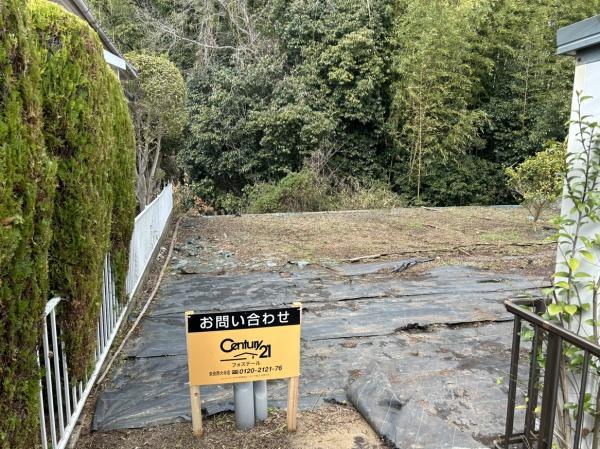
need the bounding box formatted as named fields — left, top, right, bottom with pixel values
left=97, top=216, right=182, bottom=386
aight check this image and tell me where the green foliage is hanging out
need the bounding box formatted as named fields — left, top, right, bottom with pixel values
left=124, top=52, right=187, bottom=207
left=214, top=193, right=246, bottom=215
left=124, top=52, right=187, bottom=139
left=92, top=0, right=600, bottom=206
left=418, top=155, right=510, bottom=207
left=183, top=56, right=291, bottom=193
left=108, top=81, right=137, bottom=302
left=505, top=140, right=565, bottom=221
left=30, top=0, right=136, bottom=379
left=0, top=2, right=55, bottom=448
left=390, top=0, right=490, bottom=201
left=246, top=169, right=332, bottom=214
left=1, top=2, right=135, bottom=447
left=478, top=0, right=600, bottom=168
left=181, top=0, right=393, bottom=196
left=243, top=169, right=404, bottom=214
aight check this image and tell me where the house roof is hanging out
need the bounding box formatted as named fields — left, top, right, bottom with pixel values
left=49, top=0, right=137, bottom=78
left=557, top=14, right=600, bottom=55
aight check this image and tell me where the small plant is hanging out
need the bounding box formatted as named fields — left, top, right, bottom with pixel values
left=243, top=170, right=406, bottom=214
left=214, top=193, right=246, bottom=215
left=246, top=169, right=332, bottom=214
left=334, top=179, right=405, bottom=210
left=505, top=140, right=566, bottom=222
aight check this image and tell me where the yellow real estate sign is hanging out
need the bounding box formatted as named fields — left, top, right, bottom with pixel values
left=185, top=306, right=301, bottom=385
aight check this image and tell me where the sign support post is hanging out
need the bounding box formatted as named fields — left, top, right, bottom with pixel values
left=253, top=380, right=268, bottom=422
left=186, top=305, right=302, bottom=436
left=234, top=382, right=255, bottom=430
left=189, top=384, right=202, bottom=436
left=287, top=376, right=299, bottom=432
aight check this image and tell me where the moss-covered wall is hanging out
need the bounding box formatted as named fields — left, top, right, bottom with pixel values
left=0, top=1, right=56, bottom=448
left=0, top=1, right=137, bottom=447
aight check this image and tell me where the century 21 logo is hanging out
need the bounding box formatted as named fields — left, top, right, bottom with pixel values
left=219, top=338, right=272, bottom=361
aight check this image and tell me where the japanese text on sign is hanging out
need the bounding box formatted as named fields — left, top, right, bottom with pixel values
left=187, top=308, right=297, bottom=332
left=185, top=307, right=301, bottom=385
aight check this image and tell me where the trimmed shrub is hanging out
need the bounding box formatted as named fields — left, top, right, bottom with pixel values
left=108, top=80, right=137, bottom=303
left=1, top=2, right=136, bottom=447
left=30, top=0, right=136, bottom=378
left=123, top=52, right=187, bottom=208
left=0, top=1, right=55, bottom=448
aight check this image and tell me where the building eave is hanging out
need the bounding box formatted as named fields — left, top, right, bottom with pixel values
left=557, top=14, right=600, bottom=56
left=49, top=0, right=137, bottom=78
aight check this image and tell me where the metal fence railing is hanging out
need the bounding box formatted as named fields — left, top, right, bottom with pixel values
left=495, top=298, right=600, bottom=449
left=38, top=184, right=173, bottom=449
left=126, top=183, right=174, bottom=298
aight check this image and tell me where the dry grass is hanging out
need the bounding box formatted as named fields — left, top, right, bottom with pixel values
left=184, top=206, right=557, bottom=277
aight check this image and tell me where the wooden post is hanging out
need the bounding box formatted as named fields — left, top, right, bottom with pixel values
left=190, top=384, right=203, bottom=436
left=287, top=376, right=299, bottom=432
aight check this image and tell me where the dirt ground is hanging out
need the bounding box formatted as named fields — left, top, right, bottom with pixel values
left=76, top=405, right=386, bottom=449
left=74, top=205, right=555, bottom=449
left=185, top=206, right=556, bottom=277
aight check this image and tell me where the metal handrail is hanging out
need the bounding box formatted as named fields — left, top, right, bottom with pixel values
left=505, top=298, right=600, bottom=357
left=497, top=297, right=600, bottom=449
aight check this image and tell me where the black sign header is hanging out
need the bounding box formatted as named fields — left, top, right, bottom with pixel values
left=187, top=307, right=301, bottom=333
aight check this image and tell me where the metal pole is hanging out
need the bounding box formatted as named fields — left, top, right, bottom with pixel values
left=537, top=333, right=563, bottom=449
left=234, top=382, right=255, bottom=430
left=524, top=299, right=545, bottom=444
left=254, top=380, right=268, bottom=422
left=504, top=317, right=521, bottom=448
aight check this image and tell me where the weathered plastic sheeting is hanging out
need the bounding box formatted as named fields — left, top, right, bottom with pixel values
left=124, top=287, right=515, bottom=359
left=94, top=322, right=523, bottom=443
left=153, top=263, right=545, bottom=317
left=93, top=261, right=540, bottom=443
left=93, top=353, right=344, bottom=430
left=347, top=324, right=529, bottom=448
left=349, top=366, right=483, bottom=449
left=123, top=264, right=541, bottom=359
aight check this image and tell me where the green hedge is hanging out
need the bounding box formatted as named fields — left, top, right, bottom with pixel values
left=108, top=76, right=136, bottom=304
left=0, top=1, right=137, bottom=448
left=0, top=1, right=56, bottom=448
left=30, top=0, right=136, bottom=378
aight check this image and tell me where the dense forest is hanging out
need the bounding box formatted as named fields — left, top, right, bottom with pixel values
left=89, top=0, right=600, bottom=208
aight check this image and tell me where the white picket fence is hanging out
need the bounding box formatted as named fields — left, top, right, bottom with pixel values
left=38, top=184, right=173, bottom=449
